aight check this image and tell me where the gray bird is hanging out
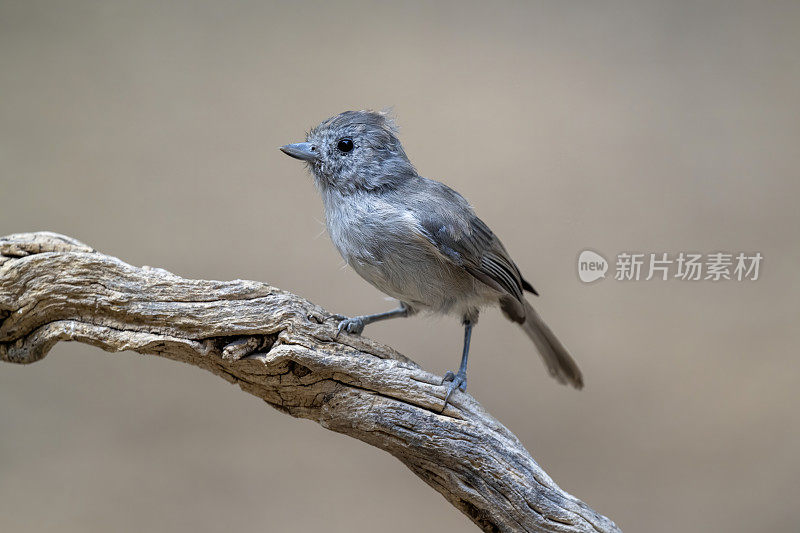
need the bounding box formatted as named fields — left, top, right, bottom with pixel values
left=281, top=110, right=582, bottom=409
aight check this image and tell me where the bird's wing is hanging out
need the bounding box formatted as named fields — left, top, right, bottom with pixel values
left=418, top=214, right=524, bottom=299
left=408, top=180, right=537, bottom=304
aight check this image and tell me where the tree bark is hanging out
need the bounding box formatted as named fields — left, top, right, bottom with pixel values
left=0, top=231, right=620, bottom=533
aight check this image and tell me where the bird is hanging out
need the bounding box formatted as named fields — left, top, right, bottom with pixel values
left=280, top=110, right=582, bottom=410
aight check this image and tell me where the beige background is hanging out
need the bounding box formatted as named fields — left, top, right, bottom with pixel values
left=1, top=1, right=798, bottom=532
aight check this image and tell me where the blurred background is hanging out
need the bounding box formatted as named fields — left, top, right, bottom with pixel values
left=1, top=1, right=798, bottom=532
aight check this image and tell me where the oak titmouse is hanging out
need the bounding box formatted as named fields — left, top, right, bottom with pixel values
left=281, top=110, right=582, bottom=408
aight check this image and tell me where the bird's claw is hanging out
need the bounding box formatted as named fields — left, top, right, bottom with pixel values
left=336, top=316, right=365, bottom=337
left=441, top=370, right=467, bottom=411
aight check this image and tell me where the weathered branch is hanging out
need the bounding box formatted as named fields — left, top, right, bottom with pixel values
left=0, top=232, right=620, bottom=533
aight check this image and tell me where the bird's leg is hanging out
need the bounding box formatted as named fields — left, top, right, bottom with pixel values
left=336, top=303, right=411, bottom=336
left=442, top=319, right=473, bottom=410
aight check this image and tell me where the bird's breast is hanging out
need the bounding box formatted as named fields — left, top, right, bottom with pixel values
left=323, top=192, right=486, bottom=313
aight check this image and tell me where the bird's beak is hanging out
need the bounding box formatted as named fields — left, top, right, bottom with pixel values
left=280, top=142, right=319, bottom=162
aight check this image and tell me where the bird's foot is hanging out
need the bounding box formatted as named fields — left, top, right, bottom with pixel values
left=336, top=316, right=365, bottom=337
left=441, top=370, right=467, bottom=411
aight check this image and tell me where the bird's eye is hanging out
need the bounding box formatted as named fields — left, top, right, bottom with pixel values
left=337, top=138, right=354, bottom=153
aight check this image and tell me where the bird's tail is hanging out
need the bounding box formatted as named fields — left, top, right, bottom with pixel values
left=521, top=299, right=583, bottom=389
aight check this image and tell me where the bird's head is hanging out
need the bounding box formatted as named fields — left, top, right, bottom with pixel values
left=281, top=110, right=416, bottom=193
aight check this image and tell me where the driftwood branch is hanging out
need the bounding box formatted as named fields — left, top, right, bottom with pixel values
left=0, top=232, right=620, bottom=533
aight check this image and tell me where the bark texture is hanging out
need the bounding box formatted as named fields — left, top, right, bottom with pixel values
left=0, top=231, right=620, bottom=533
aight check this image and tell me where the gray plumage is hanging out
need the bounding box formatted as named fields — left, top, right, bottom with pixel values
left=281, top=110, right=582, bottom=407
